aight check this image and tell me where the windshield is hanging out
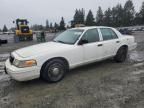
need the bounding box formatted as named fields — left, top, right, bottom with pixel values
left=53, top=29, right=84, bottom=44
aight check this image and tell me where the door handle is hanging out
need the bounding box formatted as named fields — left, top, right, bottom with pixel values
left=97, top=44, right=103, bottom=47
left=116, top=41, right=120, bottom=43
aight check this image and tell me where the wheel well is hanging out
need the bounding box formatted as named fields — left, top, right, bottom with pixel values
left=120, top=45, right=128, bottom=50
left=116, top=45, right=128, bottom=54
left=40, top=57, right=69, bottom=75
left=116, top=45, right=128, bottom=55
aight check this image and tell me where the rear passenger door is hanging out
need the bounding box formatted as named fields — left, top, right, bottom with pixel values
left=99, top=28, right=120, bottom=58
left=80, top=28, right=104, bottom=63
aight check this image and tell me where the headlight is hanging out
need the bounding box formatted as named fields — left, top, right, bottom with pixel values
left=13, top=59, right=37, bottom=68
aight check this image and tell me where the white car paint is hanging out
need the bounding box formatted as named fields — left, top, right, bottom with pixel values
left=5, top=26, right=137, bottom=81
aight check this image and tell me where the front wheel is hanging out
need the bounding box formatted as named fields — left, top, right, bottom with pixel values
left=41, top=59, right=67, bottom=83
left=114, top=47, right=128, bottom=63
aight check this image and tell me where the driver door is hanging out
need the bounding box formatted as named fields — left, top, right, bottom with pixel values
left=80, top=28, right=104, bottom=63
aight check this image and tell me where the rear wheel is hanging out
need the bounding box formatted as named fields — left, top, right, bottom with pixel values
left=114, top=46, right=128, bottom=63
left=41, top=59, right=67, bottom=83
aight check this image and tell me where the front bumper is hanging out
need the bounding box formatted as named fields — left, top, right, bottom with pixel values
left=5, top=59, right=40, bottom=81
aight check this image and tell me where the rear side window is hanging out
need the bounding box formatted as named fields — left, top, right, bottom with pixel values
left=100, top=28, right=118, bottom=41
left=82, top=29, right=99, bottom=43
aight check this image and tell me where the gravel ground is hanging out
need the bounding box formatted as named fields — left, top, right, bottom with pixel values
left=0, top=31, right=144, bottom=108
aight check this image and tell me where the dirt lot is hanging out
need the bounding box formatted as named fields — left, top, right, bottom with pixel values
left=0, top=32, right=144, bottom=108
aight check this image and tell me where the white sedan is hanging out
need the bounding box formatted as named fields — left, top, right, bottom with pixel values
left=5, top=26, right=137, bottom=82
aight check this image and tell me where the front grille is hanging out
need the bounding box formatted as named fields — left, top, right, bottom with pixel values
left=9, top=55, right=14, bottom=64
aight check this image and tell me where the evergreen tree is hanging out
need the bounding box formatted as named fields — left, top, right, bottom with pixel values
left=46, top=20, right=49, bottom=29
left=134, top=13, right=142, bottom=25
left=39, top=25, right=44, bottom=30
left=123, top=0, right=135, bottom=26
left=85, top=10, right=95, bottom=26
left=96, top=6, right=104, bottom=25
left=139, top=1, right=144, bottom=24
left=72, top=8, right=85, bottom=27
left=117, top=4, right=124, bottom=27
left=111, top=4, right=124, bottom=27
left=73, top=9, right=79, bottom=26
left=54, top=22, right=59, bottom=29
left=59, top=17, right=66, bottom=30
left=103, top=8, right=112, bottom=26
left=50, top=23, right=53, bottom=29
left=111, top=7, right=117, bottom=26
left=3, top=25, right=8, bottom=32
left=79, top=8, right=85, bottom=24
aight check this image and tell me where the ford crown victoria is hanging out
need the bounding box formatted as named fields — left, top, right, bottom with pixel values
left=5, top=26, right=137, bottom=82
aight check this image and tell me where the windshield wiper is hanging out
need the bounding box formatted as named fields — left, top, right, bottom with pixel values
left=52, top=40, right=57, bottom=42
left=57, top=40, right=66, bottom=43
left=53, top=40, right=66, bottom=44
left=53, top=40, right=73, bottom=45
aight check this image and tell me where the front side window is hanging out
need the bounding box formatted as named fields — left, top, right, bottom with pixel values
left=53, top=29, right=84, bottom=44
left=100, top=28, right=118, bottom=41
left=81, top=29, right=100, bottom=43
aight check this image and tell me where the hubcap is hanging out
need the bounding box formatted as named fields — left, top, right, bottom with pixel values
left=52, top=67, right=60, bottom=76
left=47, top=63, right=64, bottom=81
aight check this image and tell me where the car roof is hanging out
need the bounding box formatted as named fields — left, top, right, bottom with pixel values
left=71, top=26, right=113, bottom=31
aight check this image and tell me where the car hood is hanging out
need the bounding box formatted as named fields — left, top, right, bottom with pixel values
left=15, top=42, right=72, bottom=58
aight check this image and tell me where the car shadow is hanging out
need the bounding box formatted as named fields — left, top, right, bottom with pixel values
left=67, top=58, right=118, bottom=76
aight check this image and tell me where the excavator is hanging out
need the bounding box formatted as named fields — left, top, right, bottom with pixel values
left=14, top=19, right=33, bottom=41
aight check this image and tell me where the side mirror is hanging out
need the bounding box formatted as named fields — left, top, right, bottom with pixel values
left=78, top=39, right=88, bottom=45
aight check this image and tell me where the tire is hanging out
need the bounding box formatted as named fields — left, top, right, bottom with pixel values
left=114, top=46, right=128, bottom=63
left=41, top=59, right=67, bottom=83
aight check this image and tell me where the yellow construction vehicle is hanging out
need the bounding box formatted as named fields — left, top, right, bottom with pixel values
left=14, top=19, right=33, bottom=41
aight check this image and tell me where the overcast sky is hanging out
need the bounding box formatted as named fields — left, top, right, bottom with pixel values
left=0, top=0, right=143, bottom=28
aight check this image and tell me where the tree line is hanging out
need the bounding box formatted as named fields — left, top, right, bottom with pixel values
left=0, top=17, right=67, bottom=32
left=32, top=17, right=66, bottom=31
left=1, top=0, right=144, bottom=32
left=72, top=0, right=144, bottom=27
left=30, top=0, right=144, bottom=30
